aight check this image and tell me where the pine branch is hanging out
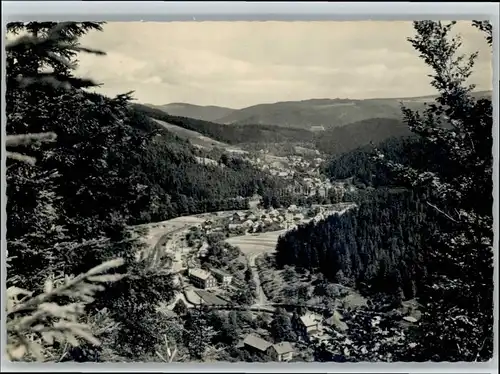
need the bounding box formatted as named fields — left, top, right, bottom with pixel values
left=6, top=132, right=57, bottom=148
left=6, top=152, right=37, bottom=165
left=6, top=258, right=126, bottom=362
left=6, top=132, right=57, bottom=165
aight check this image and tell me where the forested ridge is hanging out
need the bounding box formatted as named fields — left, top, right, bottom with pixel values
left=322, top=136, right=432, bottom=187
left=4, top=22, right=283, bottom=362
left=134, top=103, right=422, bottom=156
left=276, top=189, right=433, bottom=299
left=122, top=113, right=285, bottom=224
left=133, top=103, right=316, bottom=145
left=276, top=21, right=494, bottom=362
left=315, top=118, right=412, bottom=155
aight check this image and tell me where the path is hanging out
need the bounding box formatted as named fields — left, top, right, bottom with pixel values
left=226, top=230, right=288, bottom=308
left=226, top=204, right=356, bottom=307
left=136, top=204, right=356, bottom=311
left=247, top=252, right=268, bottom=307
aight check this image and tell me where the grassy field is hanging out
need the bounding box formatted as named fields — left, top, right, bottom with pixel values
left=225, top=230, right=286, bottom=256
left=151, top=118, right=248, bottom=155
left=152, top=118, right=230, bottom=150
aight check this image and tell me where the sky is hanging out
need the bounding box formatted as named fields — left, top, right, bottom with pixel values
left=76, top=21, right=493, bottom=109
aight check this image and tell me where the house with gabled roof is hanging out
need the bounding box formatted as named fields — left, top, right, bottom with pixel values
left=232, top=211, right=246, bottom=222
left=242, top=334, right=274, bottom=355
left=188, top=268, right=217, bottom=289
left=242, top=334, right=295, bottom=362
left=294, top=313, right=322, bottom=340
left=272, top=342, right=294, bottom=362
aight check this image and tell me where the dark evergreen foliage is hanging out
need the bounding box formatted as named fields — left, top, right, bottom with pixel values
left=132, top=103, right=315, bottom=145
left=275, top=189, right=435, bottom=298
left=323, top=136, right=434, bottom=187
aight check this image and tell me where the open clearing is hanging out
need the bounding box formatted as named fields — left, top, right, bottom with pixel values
left=151, top=118, right=247, bottom=155
left=225, top=229, right=287, bottom=256
left=225, top=230, right=288, bottom=306
left=152, top=118, right=230, bottom=150
left=132, top=215, right=206, bottom=249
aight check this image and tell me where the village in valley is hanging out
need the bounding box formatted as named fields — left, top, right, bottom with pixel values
left=6, top=18, right=493, bottom=365
left=130, top=146, right=420, bottom=362
left=128, top=146, right=360, bottom=362
left=142, top=204, right=354, bottom=362
left=141, top=196, right=421, bottom=362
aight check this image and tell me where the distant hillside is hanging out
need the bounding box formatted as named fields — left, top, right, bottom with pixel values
left=315, top=118, right=412, bottom=155
left=322, top=135, right=425, bottom=187
left=132, top=103, right=314, bottom=146
left=136, top=90, right=491, bottom=156
left=150, top=118, right=240, bottom=152
left=207, top=90, right=493, bottom=130
left=149, top=103, right=235, bottom=122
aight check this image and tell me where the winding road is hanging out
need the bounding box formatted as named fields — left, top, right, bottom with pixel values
left=138, top=204, right=355, bottom=310
left=247, top=251, right=269, bottom=307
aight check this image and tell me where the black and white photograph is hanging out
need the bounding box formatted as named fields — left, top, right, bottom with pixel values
left=4, top=19, right=495, bottom=364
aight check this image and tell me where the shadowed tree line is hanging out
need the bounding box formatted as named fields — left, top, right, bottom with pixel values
left=277, top=20, right=494, bottom=362
left=5, top=21, right=283, bottom=363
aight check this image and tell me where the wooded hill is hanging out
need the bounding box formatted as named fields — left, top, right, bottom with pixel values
left=152, top=90, right=491, bottom=130
left=273, top=20, right=494, bottom=362
left=132, top=103, right=316, bottom=145
left=133, top=103, right=421, bottom=157
left=5, top=22, right=286, bottom=363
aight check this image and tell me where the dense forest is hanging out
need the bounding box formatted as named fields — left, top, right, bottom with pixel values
left=133, top=103, right=316, bottom=145
left=315, top=118, right=412, bottom=155
left=275, top=20, right=494, bottom=362
left=276, top=189, right=434, bottom=299
left=322, top=136, right=432, bottom=187
left=4, top=22, right=283, bottom=362
left=124, top=116, right=285, bottom=223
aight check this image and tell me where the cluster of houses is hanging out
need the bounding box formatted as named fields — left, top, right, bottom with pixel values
left=194, top=156, right=220, bottom=167
left=295, top=311, right=348, bottom=338
left=239, top=334, right=294, bottom=362
left=241, top=152, right=343, bottom=201
left=302, top=177, right=333, bottom=197
left=283, top=178, right=333, bottom=198
left=292, top=312, right=336, bottom=343
left=287, top=155, right=319, bottom=170
left=227, top=206, right=306, bottom=234
left=187, top=267, right=233, bottom=290
left=239, top=311, right=348, bottom=362
left=227, top=204, right=350, bottom=234
left=257, top=163, right=295, bottom=179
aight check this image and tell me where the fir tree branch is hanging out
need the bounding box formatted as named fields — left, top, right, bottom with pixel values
left=6, top=132, right=57, bottom=148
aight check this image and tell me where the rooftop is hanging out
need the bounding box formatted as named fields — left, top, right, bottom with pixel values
left=273, top=342, right=294, bottom=355
left=243, top=334, right=272, bottom=352
left=194, top=290, right=228, bottom=306
left=189, top=268, right=212, bottom=280
left=300, top=313, right=321, bottom=327
left=210, top=268, right=232, bottom=278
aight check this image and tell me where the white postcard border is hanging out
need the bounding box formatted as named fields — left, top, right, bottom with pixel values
left=1, top=1, right=498, bottom=373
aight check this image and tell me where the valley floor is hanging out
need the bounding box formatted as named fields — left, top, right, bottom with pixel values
left=133, top=203, right=367, bottom=362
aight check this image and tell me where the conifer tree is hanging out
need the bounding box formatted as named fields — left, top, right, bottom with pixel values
left=6, top=22, right=174, bottom=362
left=376, top=20, right=494, bottom=361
